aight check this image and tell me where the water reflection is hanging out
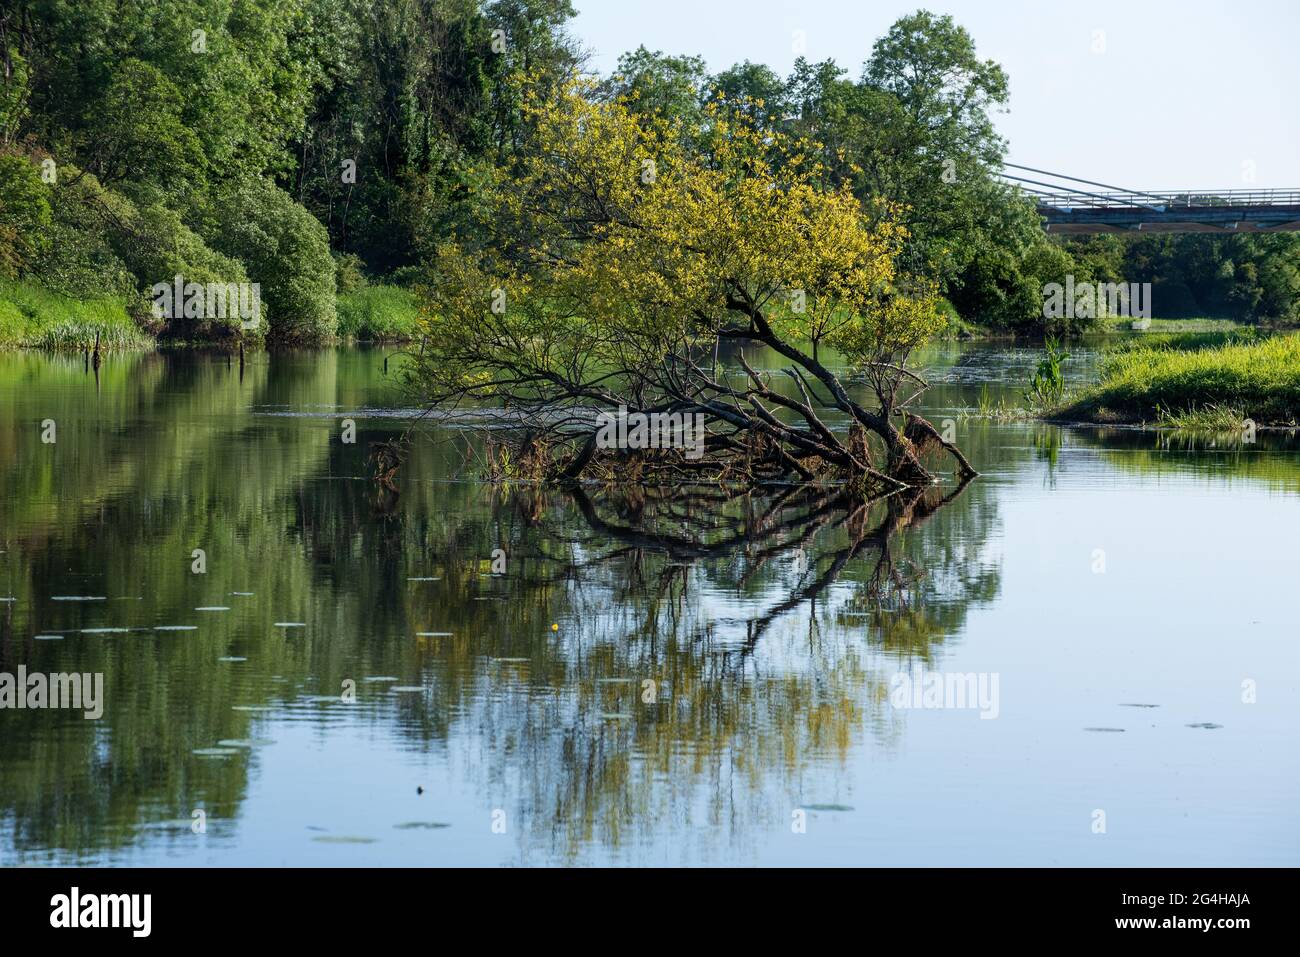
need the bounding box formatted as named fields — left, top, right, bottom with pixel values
left=1, top=346, right=1295, bottom=866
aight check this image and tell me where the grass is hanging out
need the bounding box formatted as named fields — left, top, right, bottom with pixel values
left=336, top=285, right=421, bottom=342
left=1154, top=403, right=1248, bottom=431
left=1059, top=332, right=1300, bottom=426
left=1096, top=316, right=1245, bottom=335
left=0, top=280, right=153, bottom=351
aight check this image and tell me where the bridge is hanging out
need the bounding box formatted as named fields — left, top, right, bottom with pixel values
left=1001, top=164, right=1300, bottom=234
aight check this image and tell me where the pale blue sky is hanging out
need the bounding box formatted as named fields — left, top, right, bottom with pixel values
left=570, top=0, right=1300, bottom=190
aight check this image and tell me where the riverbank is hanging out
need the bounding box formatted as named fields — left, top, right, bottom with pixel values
left=0, top=281, right=154, bottom=351
left=1056, top=332, right=1300, bottom=427
left=0, top=280, right=422, bottom=351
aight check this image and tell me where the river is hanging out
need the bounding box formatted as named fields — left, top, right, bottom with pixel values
left=1, top=342, right=1296, bottom=866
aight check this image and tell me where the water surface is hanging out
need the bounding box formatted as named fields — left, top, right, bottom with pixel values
left=1, top=343, right=1296, bottom=866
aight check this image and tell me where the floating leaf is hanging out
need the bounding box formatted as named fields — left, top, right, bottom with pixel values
left=394, top=822, right=451, bottom=830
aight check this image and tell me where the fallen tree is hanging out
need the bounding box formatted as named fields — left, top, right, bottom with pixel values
left=409, top=78, right=976, bottom=491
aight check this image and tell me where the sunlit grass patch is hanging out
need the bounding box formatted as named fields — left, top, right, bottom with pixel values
left=1154, top=403, right=1248, bottom=432
left=1061, top=332, right=1300, bottom=425
left=336, top=284, right=420, bottom=342
left=0, top=280, right=152, bottom=350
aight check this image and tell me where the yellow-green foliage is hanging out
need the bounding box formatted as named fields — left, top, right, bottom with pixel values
left=1069, top=333, right=1300, bottom=424
left=414, top=78, right=942, bottom=403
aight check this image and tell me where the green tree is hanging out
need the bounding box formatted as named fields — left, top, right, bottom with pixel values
left=604, top=46, right=709, bottom=124
left=202, top=180, right=336, bottom=341
left=0, top=153, right=51, bottom=277
left=80, top=60, right=205, bottom=197
left=414, top=80, right=975, bottom=487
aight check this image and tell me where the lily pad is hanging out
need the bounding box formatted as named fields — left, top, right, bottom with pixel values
left=1187, top=722, right=1223, bottom=729
left=394, top=822, right=452, bottom=830
left=800, top=804, right=854, bottom=812
left=1084, top=727, right=1126, bottom=732
left=311, top=835, right=377, bottom=844
left=192, top=747, right=242, bottom=757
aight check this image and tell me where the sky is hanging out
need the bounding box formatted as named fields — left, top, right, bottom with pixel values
left=569, top=0, right=1300, bottom=191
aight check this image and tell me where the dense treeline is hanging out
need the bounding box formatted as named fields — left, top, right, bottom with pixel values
left=0, top=2, right=1295, bottom=346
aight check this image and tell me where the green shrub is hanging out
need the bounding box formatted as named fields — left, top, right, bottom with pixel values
left=200, top=181, right=337, bottom=342
left=334, top=253, right=369, bottom=295
left=31, top=165, right=251, bottom=341
left=0, top=154, right=52, bottom=278
left=110, top=202, right=253, bottom=339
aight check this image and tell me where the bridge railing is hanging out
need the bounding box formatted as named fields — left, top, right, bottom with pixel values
left=1032, top=189, right=1300, bottom=210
